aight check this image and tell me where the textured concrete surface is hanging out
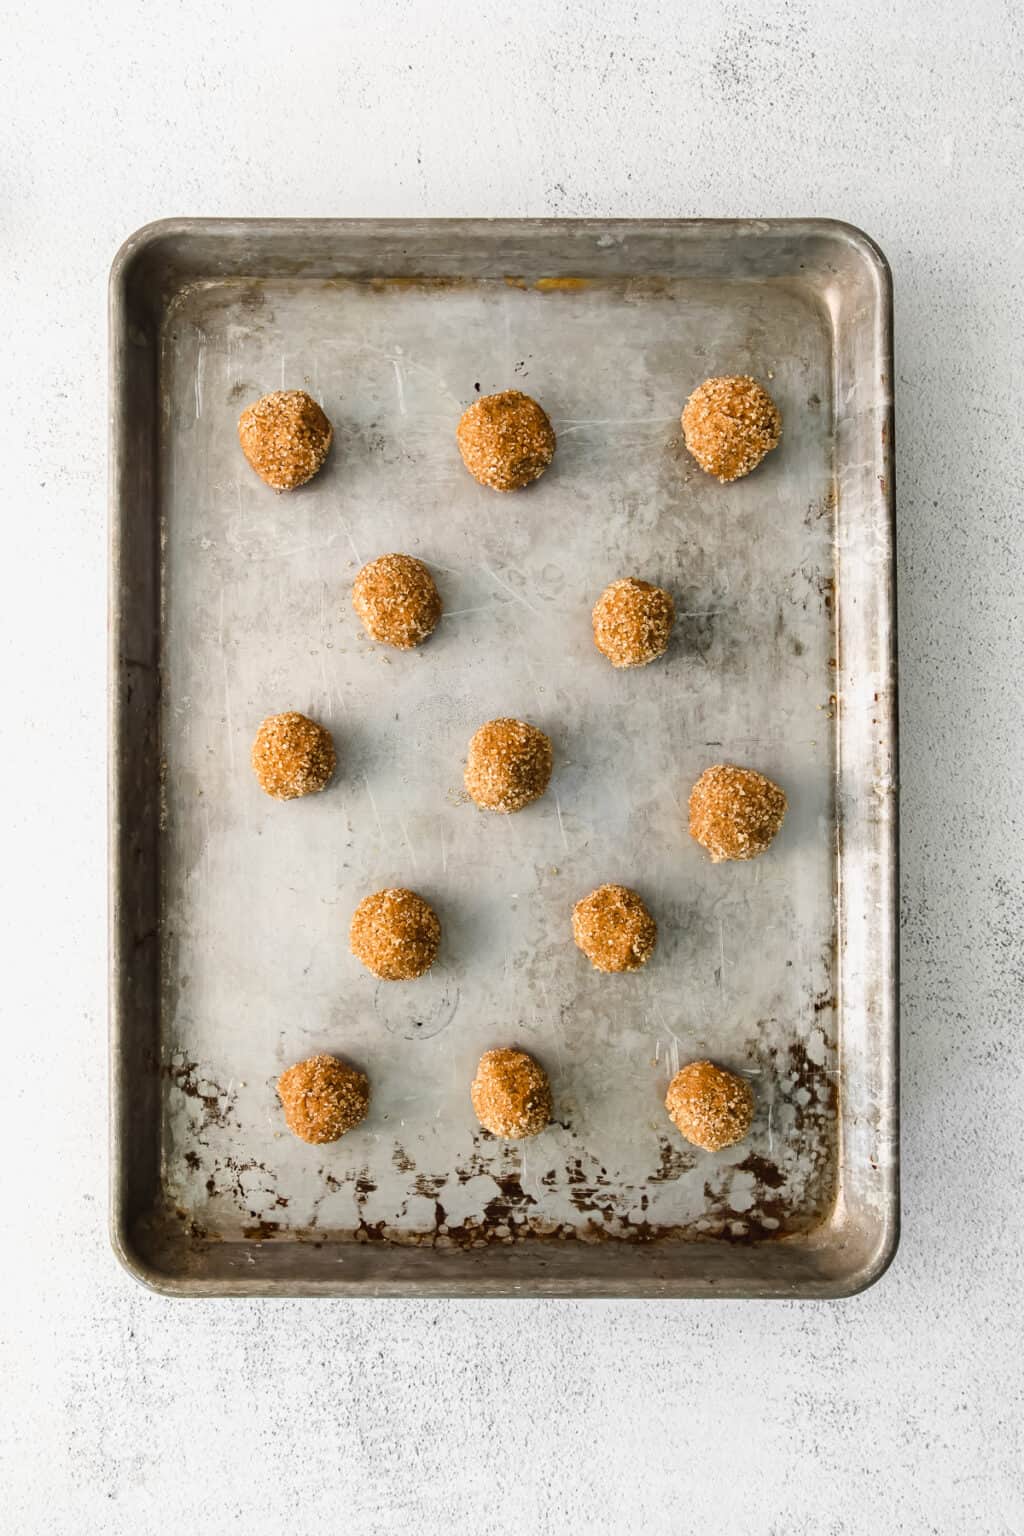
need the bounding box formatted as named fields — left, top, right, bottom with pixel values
left=2, top=1, right=1022, bottom=1530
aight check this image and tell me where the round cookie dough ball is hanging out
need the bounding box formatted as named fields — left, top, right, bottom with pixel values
left=350, top=887, right=441, bottom=981
left=471, top=1049, right=552, bottom=1139
left=688, top=763, right=787, bottom=863
left=251, top=711, right=336, bottom=801
left=238, top=389, right=333, bottom=491
left=352, top=553, right=442, bottom=650
left=456, top=389, right=556, bottom=491
left=592, top=577, right=675, bottom=668
left=464, top=717, right=553, bottom=814
left=277, top=1053, right=369, bottom=1144
left=572, top=883, right=657, bottom=973
left=665, top=1060, right=754, bottom=1152
left=681, top=375, right=781, bottom=483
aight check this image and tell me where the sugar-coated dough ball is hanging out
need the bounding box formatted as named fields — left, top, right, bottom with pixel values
left=471, top=1049, right=552, bottom=1139
left=592, top=577, right=675, bottom=668
left=572, top=884, right=657, bottom=973
left=251, top=712, right=336, bottom=800
left=277, top=1053, right=369, bottom=1144
left=353, top=553, right=442, bottom=649
left=665, top=1060, right=754, bottom=1151
left=682, top=375, right=781, bottom=482
left=464, top=718, right=553, bottom=813
left=688, top=763, right=787, bottom=862
left=456, top=389, right=556, bottom=491
left=349, top=887, right=441, bottom=981
left=238, top=390, right=333, bottom=490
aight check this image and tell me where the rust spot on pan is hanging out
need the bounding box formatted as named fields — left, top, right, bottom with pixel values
left=242, top=1220, right=281, bottom=1240
left=367, top=275, right=474, bottom=293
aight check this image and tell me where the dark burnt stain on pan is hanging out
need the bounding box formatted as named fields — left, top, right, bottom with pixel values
left=736, top=1152, right=786, bottom=1190
left=198, top=1154, right=280, bottom=1213
left=242, top=1220, right=281, bottom=1240
left=454, top=1136, right=503, bottom=1183
left=482, top=1176, right=536, bottom=1228
left=412, top=1173, right=446, bottom=1200
left=785, top=1037, right=838, bottom=1129
left=493, top=1174, right=535, bottom=1207
left=352, top=1164, right=385, bottom=1243
left=173, top=1204, right=209, bottom=1243
left=162, top=1055, right=238, bottom=1135
left=649, top=1137, right=692, bottom=1183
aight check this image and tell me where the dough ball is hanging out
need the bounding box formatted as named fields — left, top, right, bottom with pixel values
left=238, top=389, right=333, bottom=490
left=665, top=1060, right=754, bottom=1152
left=592, top=577, right=675, bottom=668
left=471, top=1048, right=552, bottom=1139
left=572, top=883, right=657, bottom=973
left=681, top=375, right=781, bottom=483
left=251, top=711, right=336, bottom=800
left=353, top=553, right=441, bottom=649
left=456, top=389, right=556, bottom=491
left=688, top=763, right=787, bottom=862
left=277, top=1053, right=369, bottom=1144
left=349, top=887, right=440, bottom=981
left=464, top=717, right=553, bottom=813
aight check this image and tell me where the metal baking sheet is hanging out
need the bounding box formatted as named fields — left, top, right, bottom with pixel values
left=110, top=218, right=897, bottom=1297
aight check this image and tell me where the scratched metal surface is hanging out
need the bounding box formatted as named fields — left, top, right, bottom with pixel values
left=156, top=264, right=842, bottom=1251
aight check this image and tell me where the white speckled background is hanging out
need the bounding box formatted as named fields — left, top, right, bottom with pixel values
left=3, top=0, right=1022, bottom=1530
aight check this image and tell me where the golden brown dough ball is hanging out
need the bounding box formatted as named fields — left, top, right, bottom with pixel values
left=665, top=1060, right=754, bottom=1151
left=592, top=577, right=675, bottom=668
left=681, top=375, right=781, bottom=483
left=251, top=711, right=336, bottom=800
left=471, top=1049, right=552, bottom=1138
left=352, top=553, right=442, bottom=649
left=688, top=763, right=787, bottom=862
left=277, top=1053, right=369, bottom=1144
left=349, top=887, right=441, bottom=981
left=572, top=884, right=657, bottom=973
left=464, top=718, right=553, bottom=813
left=238, top=390, right=333, bottom=490
left=456, top=389, right=556, bottom=491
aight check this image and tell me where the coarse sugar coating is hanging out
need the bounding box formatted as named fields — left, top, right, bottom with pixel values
left=349, top=887, right=441, bottom=981
left=352, top=553, right=442, bottom=649
left=681, top=375, right=781, bottom=483
left=572, top=884, right=657, bottom=973
left=665, top=1060, right=755, bottom=1152
left=688, top=763, right=787, bottom=862
left=238, top=389, right=333, bottom=491
left=592, top=577, right=675, bottom=668
left=464, top=718, right=553, bottom=813
left=456, top=389, right=556, bottom=491
left=251, top=711, right=336, bottom=801
left=471, top=1049, right=552, bottom=1139
left=277, top=1053, right=370, bottom=1144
